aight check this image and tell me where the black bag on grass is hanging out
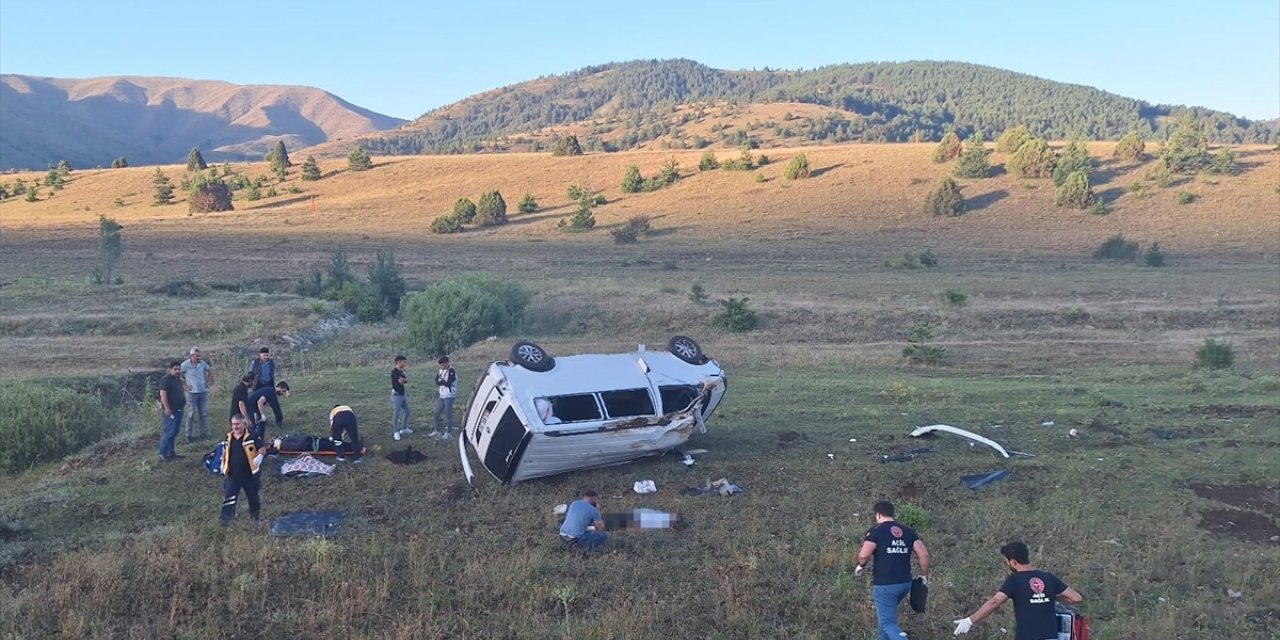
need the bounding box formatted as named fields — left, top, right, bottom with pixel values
left=909, top=576, right=928, bottom=613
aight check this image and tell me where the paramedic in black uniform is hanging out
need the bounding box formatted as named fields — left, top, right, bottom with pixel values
left=855, top=501, right=931, bottom=640
left=952, top=541, right=1084, bottom=639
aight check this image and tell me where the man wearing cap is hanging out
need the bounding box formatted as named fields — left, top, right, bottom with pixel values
left=431, top=356, right=458, bottom=439
left=181, top=347, right=213, bottom=442
left=247, top=347, right=283, bottom=430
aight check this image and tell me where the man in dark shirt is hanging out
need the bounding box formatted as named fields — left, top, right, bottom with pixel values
left=391, top=355, right=411, bottom=440
left=220, top=414, right=265, bottom=526
left=953, top=541, right=1084, bottom=639
left=229, top=374, right=253, bottom=422
left=329, top=405, right=362, bottom=462
left=157, top=361, right=187, bottom=460
left=247, top=381, right=289, bottom=438
left=855, top=501, right=931, bottom=640
left=248, top=347, right=283, bottom=427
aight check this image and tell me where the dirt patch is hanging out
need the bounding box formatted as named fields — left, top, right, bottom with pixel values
left=1190, top=483, right=1280, bottom=518
left=775, top=430, right=811, bottom=447
left=1197, top=509, right=1280, bottom=544
left=0, top=523, right=32, bottom=542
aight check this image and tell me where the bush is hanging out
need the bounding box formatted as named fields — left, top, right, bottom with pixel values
left=1195, top=338, right=1234, bottom=370
left=1161, top=117, right=1209, bottom=173
left=558, top=207, right=596, bottom=232
left=689, top=281, right=708, bottom=304
left=995, top=125, right=1033, bottom=153
left=1054, top=171, right=1094, bottom=209
left=1114, top=132, right=1145, bottom=162
left=895, top=504, right=932, bottom=530
left=189, top=173, right=233, bottom=213
left=1008, top=138, right=1056, bottom=178
left=111, top=157, right=129, bottom=169
left=783, top=153, right=811, bottom=180
left=552, top=135, right=584, bottom=156
left=658, top=157, right=680, bottom=184
left=474, top=190, right=507, bottom=226
left=1092, top=235, right=1139, bottom=261
left=1207, top=148, right=1240, bottom=175
left=952, top=133, right=991, bottom=178
left=1151, top=164, right=1175, bottom=188
left=713, top=297, right=758, bottom=332
left=609, top=215, right=652, bottom=244
left=621, top=165, right=644, bottom=193
left=1176, top=191, right=1196, bottom=205
left=942, top=289, right=968, bottom=307
left=300, top=156, right=322, bottom=181
left=402, top=276, right=530, bottom=355
left=452, top=198, right=477, bottom=223
left=430, top=214, right=463, bottom=234
left=566, top=184, right=604, bottom=204
left=923, top=177, right=964, bottom=216
left=347, top=146, right=373, bottom=171
left=932, top=132, right=962, bottom=164
left=0, top=384, right=113, bottom=473
left=518, top=192, right=538, bottom=213
left=1091, top=199, right=1112, bottom=215
left=698, top=150, right=720, bottom=171
left=1143, top=242, right=1166, bottom=267
left=367, top=249, right=406, bottom=315
left=902, top=322, right=945, bottom=364
left=1052, top=139, right=1092, bottom=186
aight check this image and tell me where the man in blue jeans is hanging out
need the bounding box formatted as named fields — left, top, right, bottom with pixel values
left=157, top=361, right=186, bottom=460
left=559, top=490, right=608, bottom=553
left=855, top=501, right=931, bottom=639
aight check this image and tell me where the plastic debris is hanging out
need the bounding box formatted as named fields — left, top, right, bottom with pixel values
left=1041, top=421, right=1055, bottom=427
left=827, top=454, right=835, bottom=460
left=633, top=480, right=658, bottom=494
left=270, top=511, right=344, bottom=538
left=553, top=503, right=568, bottom=516
left=682, top=478, right=743, bottom=497
left=961, top=470, right=1010, bottom=490
left=882, top=447, right=933, bottom=463
left=910, top=424, right=1011, bottom=458
left=1069, top=429, right=1079, bottom=437
left=681, top=454, right=696, bottom=466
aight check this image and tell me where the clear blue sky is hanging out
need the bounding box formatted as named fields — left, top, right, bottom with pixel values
left=2, top=0, right=1277, bottom=121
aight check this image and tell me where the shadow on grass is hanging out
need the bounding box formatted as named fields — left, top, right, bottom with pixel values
left=810, top=163, right=845, bottom=178
left=966, top=189, right=1009, bottom=212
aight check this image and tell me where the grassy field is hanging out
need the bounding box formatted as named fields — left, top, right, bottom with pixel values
left=0, top=144, right=1277, bottom=639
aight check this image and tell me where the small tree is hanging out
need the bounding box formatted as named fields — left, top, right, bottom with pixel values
left=98, top=215, right=123, bottom=285
left=1161, top=117, right=1209, bottom=173
left=1092, top=235, right=1139, bottom=261
left=12, top=178, right=27, bottom=195
left=698, top=150, right=720, bottom=171
left=518, top=192, right=538, bottom=213
left=188, top=173, right=233, bottom=213
left=1195, top=338, right=1234, bottom=369
left=246, top=183, right=262, bottom=201
left=1052, top=139, right=1092, bottom=186
left=44, top=168, right=64, bottom=190
left=266, top=140, right=292, bottom=173
left=368, top=249, right=406, bottom=316
left=25, top=185, right=39, bottom=202
left=713, top=297, right=758, bottom=332
left=326, top=246, right=355, bottom=291
left=609, top=215, right=651, bottom=244
left=932, top=131, right=963, bottom=163
left=784, top=152, right=811, bottom=180
left=151, top=168, right=174, bottom=206
left=186, top=147, right=208, bottom=172
left=559, top=199, right=597, bottom=231
left=1143, top=242, right=1167, bottom=267
left=551, top=135, right=583, bottom=156
left=1054, top=170, right=1094, bottom=209
left=621, top=165, right=645, bottom=193
left=995, top=125, right=1033, bottom=153
left=111, top=157, right=128, bottom=169
left=300, top=156, right=322, bottom=181
left=348, top=146, right=373, bottom=171
left=1008, top=138, right=1056, bottom=178
left=56, top=159, right=72, bottom=177
left=474, top=190, right=507, bottom=226
left=452, top=198, right=477, bottom=223
left=923, top=177, right=964, bottom=216
left=1113, top=132, right=1145, bottom=162
left=430, top=214, right=463, bottom=234
left=1207, top=148, right=1240, bottom=176
left=659, top=157, right=679, bottom=184
left=952, top=133, right=990, bottom=178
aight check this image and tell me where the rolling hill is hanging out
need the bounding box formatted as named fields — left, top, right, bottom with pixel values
left=0, top=75, right=405, bottom=170
left=348, top=59, right=1273, bottom=156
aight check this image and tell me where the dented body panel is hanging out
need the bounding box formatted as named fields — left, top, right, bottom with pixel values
left=462, top=347, right=726, bottom=484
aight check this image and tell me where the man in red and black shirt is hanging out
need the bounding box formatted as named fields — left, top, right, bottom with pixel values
left=855, top=501, right=931, bottom=640
left=953, top=541, right=1084, bottom=639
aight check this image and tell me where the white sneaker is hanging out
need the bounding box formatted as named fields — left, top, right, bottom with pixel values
left=427, top=430, right=442, bottom=438
left=440, top=431, right=453, bottom=440
left=393, top=430, right=402, bottom=441
left=402, top=428, right=414, bottom=434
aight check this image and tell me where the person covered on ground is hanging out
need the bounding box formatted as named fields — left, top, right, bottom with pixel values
left=430, top=356, right=458, bottom=440
left=181, top=347, right=213, bottom=442
left=220, top=413, right=265, bottom=526
left=247, top=347, right=284, bottom=428
left=855, top=500, right=932, bottom=640
left=391, top=355, right=412, bottom=440
left=559, top=490, right=607, bottom=553
left=230, top=373, right=254, bottom=422
left=247, top=381, right=289, bottom=439
left=157, top=361, right=187, bottom=460
left=329, top=404, right=362, bottom=463
left=952, top=541, right=1084, bottom=638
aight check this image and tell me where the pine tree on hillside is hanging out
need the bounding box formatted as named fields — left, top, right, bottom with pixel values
left=266, top=141, right=292, bottom=169
left=56, top=160, right=72, bottom=176
left=932, top=131, right=963, bottom=164
left=1008, top=138, right=1056, bottom=178
left=551, top=135, right=583, bottom=156
left=111, top=157, right=128, bottom=169
left=1052, top=139, right=1092, bottom=186
left=152, top=168, right=175, bottom=206
left=187, top=147, right=208, bottom=172
left=348, top=146, right=373, bottom=171
left=924, top=177, right=964, bottom=216
left=1113, top=132, right=1145, bottom=162
left=995, top=125, right=1033, bottom=153
left=474, top=190, right=508, bottom=226
left=98, top=215, right=124, bottom=285
left=952, top=133, right=991, bottom=178
left=300, top=156, right=322, bottom=181
left=1160, top=117, right=1210, bottom=173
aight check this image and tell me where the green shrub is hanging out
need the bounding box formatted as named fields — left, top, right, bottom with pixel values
left=1114, top=132, right=1145, bottom=161
left=932, top=132, right=962, bottom=164
left=1160, top=117, right=1209, bottom=173
left=1143, top=242, right=1167, bottom=267
left=713, top=297, right=758, bottom=332
left=558, top=204, right=596, bottom=232
left=658, top=157, right=680, bottom=184
left=1091, top=199, right=1112, bottom=215
left=783, top=153, right=811, bottom=180
left=1092, top=235, right=1139, bottom=261
left=430, top=214, right=463, bottom=234
left=1207, top=148, right=1240, bottom=175
left=453, top=198, right=477, bottom=223
left=475, top=190, right=507, bottom=226
left=754, top=172, right=766, bottom=183
left=621, top=165, right=645, bottom=193
left=566, top=184, right=604, bottom=204
left=1176, top=191, right=1196, bottom=205
left=300, top=156, right=322, bottom=181
left=952, top=133, right=991, bottom=178
left=942, top=289, right=968, bottom=307
left=347, top=146, right=373, bottom=171
left=698, top=150, right=720, bottom=171
left=1007, top=138, right=1056, bottom=178
left=1054, top=171, right=1094, bottom=209
left=1195, top=338, right=1234, bottom=369
left=1052, top=139, right=1092, bottom=186
left=0, top=384, right=113, bottom=473
left=552, top=135, right=583, bottom=156
left=1150, top=165, right=1175, bottom=188
left=609, top=215, right=651, bottom=244
left=518, top=192, right=538, bottom=213
left=689, top=281, right=708, bottom=304
left=902, top=322, right=945, bottom=364
left=402, top=276, right=530, bottom=355
left=895, top=504, right=932, bottom=530
left=995, top=125, right=1033, bottom=153
left=923, top=177, right=964, bottom=216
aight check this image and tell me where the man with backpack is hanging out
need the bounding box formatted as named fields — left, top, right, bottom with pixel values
left=952, top=541, right=1084, bottom=639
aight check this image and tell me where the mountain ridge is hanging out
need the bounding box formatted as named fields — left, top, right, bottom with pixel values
left=0, top=74, right=405, bottom=170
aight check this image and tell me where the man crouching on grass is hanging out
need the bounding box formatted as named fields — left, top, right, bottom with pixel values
left=220, top=414, right=265, bottom=526
left=559, top=490, right=607, bottom=553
